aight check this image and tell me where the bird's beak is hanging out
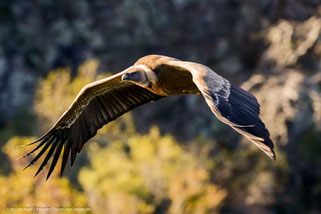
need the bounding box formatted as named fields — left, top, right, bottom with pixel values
left=121, top=73, right=131, bottom=81
left=121, top=72, right=141, bottom=81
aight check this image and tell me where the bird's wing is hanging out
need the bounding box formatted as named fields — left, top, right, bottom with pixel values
left=22, top=69, right=163, bottom=179
left=167, top=60, right=275, bottom=160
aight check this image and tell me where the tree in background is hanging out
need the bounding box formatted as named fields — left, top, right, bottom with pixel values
left=0, top=137, right=88, bottom=213
left=79, top=127, right=226, bottom=214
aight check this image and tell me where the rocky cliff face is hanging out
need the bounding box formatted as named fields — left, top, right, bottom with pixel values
left=0, top=0, right=320, bottom=124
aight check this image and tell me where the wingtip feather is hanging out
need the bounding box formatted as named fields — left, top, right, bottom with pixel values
left=270, top=149, right=276, bottom=161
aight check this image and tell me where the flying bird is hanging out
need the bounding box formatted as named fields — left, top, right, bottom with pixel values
left=22, top=55, right=275, bottom=180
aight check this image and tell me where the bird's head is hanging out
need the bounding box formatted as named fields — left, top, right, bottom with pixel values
left=121, top=64, right=158, bottom=88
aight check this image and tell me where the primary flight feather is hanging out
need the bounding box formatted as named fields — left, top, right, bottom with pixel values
left=22, top=55, right=275, bottom=179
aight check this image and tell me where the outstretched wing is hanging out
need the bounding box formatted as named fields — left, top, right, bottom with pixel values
left=168, top=60, right=276, bottom=160
left=22, top=70, right=163, bottom=179
left=201, top=82, right=276, bottom=159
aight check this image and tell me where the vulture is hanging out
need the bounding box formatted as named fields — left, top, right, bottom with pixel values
left=22, top=55, right=275, bottom=180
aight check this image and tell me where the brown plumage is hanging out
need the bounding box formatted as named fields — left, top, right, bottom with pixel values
left=22, top=55, right=276, bottom=180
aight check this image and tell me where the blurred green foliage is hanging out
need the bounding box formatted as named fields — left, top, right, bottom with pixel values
left=79, top=127, right=226, bottom=213
left=0, top=137, right=88, bottom=214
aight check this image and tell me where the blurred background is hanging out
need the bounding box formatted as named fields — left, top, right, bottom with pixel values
left=1, top=0, right=321, bottom=213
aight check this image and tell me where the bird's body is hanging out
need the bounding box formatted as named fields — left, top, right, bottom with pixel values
left=127, top=55, right=200, bottom=96
left=22, top=55, right=276, bottom=179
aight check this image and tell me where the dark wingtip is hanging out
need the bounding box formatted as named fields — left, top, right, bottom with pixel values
left=16, top=153, right=30, bottom=161
left=22, top=130, right=54, bottom=147
left=70, top=151, right=77, bottom=167
left=45, top=167, right=54, bottom=181
left=17, top=142, right=45, bottom=161
left=263, top=137, right=276, bottom=161
left=20, top=138, right=43, bottom=147
left=60, top=160, right=67, bottom=177
left=261, top=138, right=276, bottom=161
left=46, top=174, right=51, bottom=181
left=271, top=148, right=276, bottom=161
left=23, top=163, right=32, bottom=171
left=34, top=167, right=43, bottom=177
